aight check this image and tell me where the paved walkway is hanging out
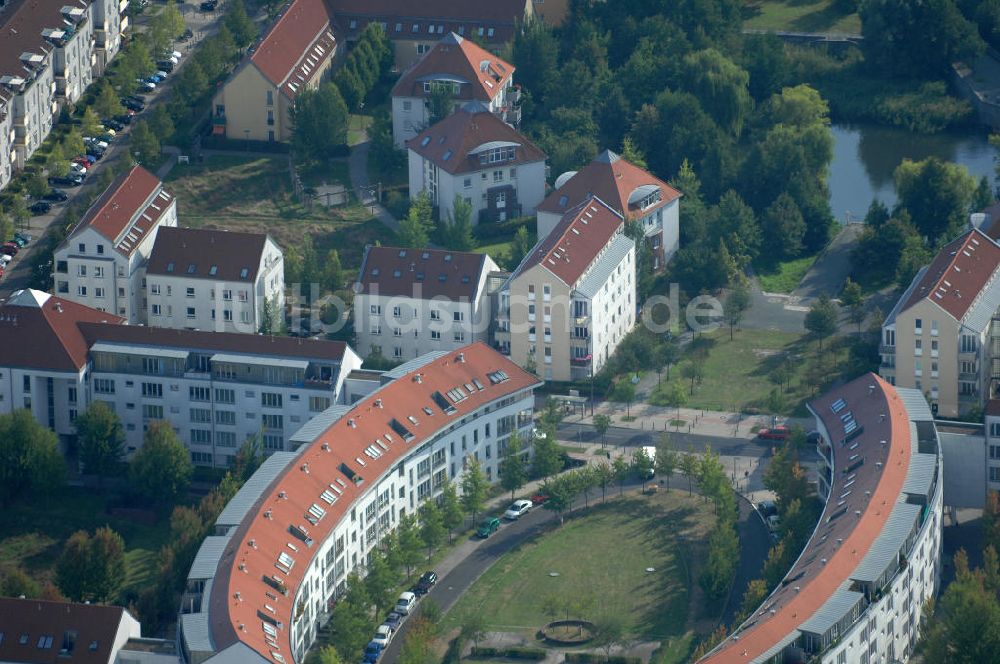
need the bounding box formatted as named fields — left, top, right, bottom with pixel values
left=792, top=223, right=863, bottom=300
left=347, top=133, right=403, bottom=234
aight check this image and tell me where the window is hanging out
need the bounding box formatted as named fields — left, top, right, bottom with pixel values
left=309, top=396, right=331, bottom=412
left=186, top=307, right=196, bottom=319
left=402, top=100, right=411, bottom=111
left=141, top=382, right=162, bottom=398
left=191, top=429, right=212, bottom=445
left=78, top=243, right=85, bottom=253
left=94, top=266, right=104, bottom=277
left=142, top=404, right=163, bottom=420
left=192, top=451, right=213, bottom=464
left=190, top=408, right=211, bottom=423
left=431, top=330, right=441, bottom=340
left=463, top=177, right=472, bottom=188
left=223, top=310, right=233, bottom=322
left=454, top=331, right=465, bottom=342
left=370, top=304, right=381, bottom=315
left=217, top=431, right=237, bottom=448
left=914, top=318, right=922, bottom=333
left=186, top=287, right=195, bottom=298
left=393, top=306, right=401, bottom=317
left=215, top=388, right=235, bottom=404
left=222, top=289, right=233, bottom=301
left=151, top=304, right=161, bottom=316
left=393, top=327, right=402, bottom=337
left=453, top=311, right=464, bottom=322
left=216, top=410, right=236, bottom=426
left=266, top=89, right=273, bottom=105
left=262, top=414, right=283, bottom=430
left=94, top=379, right=115, bottom=394
left=430, top=309, right=441, bottom=321
left=57, top=281, right=69, bottom=293
left=991, top=422, right=1000, bottom=437
left=394, top=347, right=403, bottom=358
left=190, top=386, right=210, bottom=401
left=56, top=260, right=67, bottom=273
left=77, top=285, right=87, bottom=296
left=992, top=467, right=1000, bottom=483
left=493, top=169, right=504, bottom=182
left=261, top=392, right=283, bottom=408
left=150, top=284, right=161, bottom=295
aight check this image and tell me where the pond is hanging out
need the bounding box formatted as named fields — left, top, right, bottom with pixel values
left=829, top=123, right=998, bottom=223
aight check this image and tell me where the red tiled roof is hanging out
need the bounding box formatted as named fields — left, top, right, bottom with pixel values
left=249, top=0, right=336, bottom=98
left=514, top=196, right=624, bottom=287
left=71, top=165, right=173, bottom=257
left=331, top=0, right=530, bottom=44
left=0, top=290, right=124, bottom=372
left=405, top=104, right=545, bottom=175
left=701, top=373, right=913, bottom=663
left=538, top=149, right=681, bottom=219
left=0, top=597, right=133, bottom=664
left=208, top=342, right=540, bottom=663
left=78, top=323, right=349, bottom=363
left=391, top=32, right=514, bottom=103
left=357, top=245, right=493, bottom=300
left=900, top=228, right=1000, bottom=321
left=145, top=227, right=270, bottom=282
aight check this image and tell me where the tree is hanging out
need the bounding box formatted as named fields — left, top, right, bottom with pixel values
left=233, top=435, right=263, bottom=481
left=499, top=431, right=527, bottom=500
left=418, top=500, right=445, bottom=560
left=323, top=249, right=344, bottom=293
left=439, top=195, right=475, bottom=250
left=985, top=491, right=1000, bottom=553
left=364, top=549, right=396, bottom=614
left=224, top=0, right=258, bottom=48
left=507, top=225, right=533, bottom=268
left=620, top=136, right=647, bottom=169
left=804, top=294, right=838, bottom=350
left=681, top=362, right=704, bottom=395
left=679, top=451, right=699, bottom=495
left=460, top=456, right=488, bottom=524
left=130, top=120, right=160, bottom=166
left=841, top=277, right=865, bottom=333
left=8, top=196, right=28, bottom=231
left=440, top=480, right=464, bottom=540
left=919, top=550, right=1000, bottom=662
left=129, top=421, right=193, bottom=506
left=611, top=380, right=636, bottom=417
left=308, top=646, right=344, bottom=664
left=593, top=613, right=627, bottom=658
left=761, top=192, right=806, bottom=261
left=460, top=612, right=487, bottom=651
left=399, top=193, right=433, bottom=247
left=594, top=461, right=614, bottom=502
left=681, top=48, right=751, bottom=137
left=593, top=414, right=612, bottom=448
left=543, top=473, right=576, bottom=522
left=46, top=143, right=69, bottom=178
left=511, top=20, right=559, bottom=118
left=655, top=434, right=678, bottom=489
left=94, top=80, right=123, bottom=119
left=292, top=83, right=349, bottom=162
left=531, top=430, right=563, bottom=482
left=329, top=575, right=374, bottom=659
left=75, top=401, right=125, bottom=484
left=56, top=527, right=126, bottom=602
left=633, top=447, right=654, bottom=491
left=147, top=104, right=175, bottom=141
left=0, top=409, right=65, bottom=505
left=724, top=280, right=752, bottom=340
left=735, top=578, right=769, bottom=625
left=396, top=513, right=424, bottom=578
left=894, top=157, right=978, bottom=242
left=612, top=455, right=630, bottom=497
left=427, top=84, right=455, bottom=125
left=700, top=520, right=739, bottom=598
left=25, top=172, right=48, bottom=199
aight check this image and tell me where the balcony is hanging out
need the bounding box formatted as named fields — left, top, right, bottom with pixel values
left=879, top=345, right=895, bottom=355
left=959, top=371, right=980, bottom=382
left=571, top=354, right=592, bottom=366
left=574, top=313, right=590, bottom=325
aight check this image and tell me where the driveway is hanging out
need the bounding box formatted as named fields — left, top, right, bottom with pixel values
left=792, top=223, right=863, bottom=300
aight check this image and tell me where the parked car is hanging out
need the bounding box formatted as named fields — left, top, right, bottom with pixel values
left=363, top=641, right=383, bottom=664
left=383, top=611, right=403, bottom=629
left=85, top=137, right=109, bottom=149
left=98, top=132, right=117, bottom=143
left=170, top=49, right=183, bottom=59
left=69, top=163, right=88, bottom=175
left=28, top=201, right=51, bottom=215
left=42, top=189, right=68, bottom=202
left=179, top=27, right=193, bottom=40
left=756, top=426, right=790, bottom=442
left=121, top=97, right=145, bottom=111
left=413, top=571, right=437, bottom=596
left=200, top=0, right=217, bottom=10
left=371, top=624, right=394, bottom=647
left=476, top=517, right=501, bottom=538
left=2, top=243, right=20, bottom=256
left=137, top=80, right=156, bottom=92
left=14, top=231, right=32, bottom=245
left=49, top=175, right=83, bottom=187
left=155, top=70, right=169, bottom=79
left=114, top=113, right=134, bottom=125
left=530, top=493, right=549, bottom=505
left=756, top=500, right=777, bottom=518
left=103, top=118, right=125, bottom=131
left=156, top=60, right=175, bottom=72
left=394, top=591, right=417, bottom=615
left=11, top=237, right=26, bottom=248
left=504, top=499, right=532, bottom=520
left=766, top=515, right=781, bottom=532
left=0, top=254, right=11, bottom=266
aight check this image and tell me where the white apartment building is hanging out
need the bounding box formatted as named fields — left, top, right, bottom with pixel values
left=701, top=374, right=943, bottom=664
left=0, top=0, right=126, bottom=187
left=55, top=165, right=178, bottom=324
left=538, top=150, right=682, bottom=272
left=180, top=344, right=540, bottom=664
left=353, top=245, right=501, bottom=361
left=407, top=102, right=546, bottom=224
left=880, top=228, right=1000, bottom=418
left=391, top=32, right=519, bottom=147
left=0, top=289, right=362, bottom=466
left=496, top=196, right=636, bottom=382
left=144, top=227, right=285, bottom=334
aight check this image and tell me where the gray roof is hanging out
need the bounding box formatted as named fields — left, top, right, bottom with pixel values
left=574, top=233, right=635, bottom=299
left=203, top=642, right=271, bottom=664
left=750, top=631, right=799, bottom=664
left=215, top=452, right=298, bottom=531
left=181, top=612, right=214, bottom=654
left=90, top=342, right=190, bottom=359
left=902, top=447, right=938, bottom=499
left=850, top=501, right=922, bottom=584
left=896, top=387, right=933, bottom=421
left=288, top=404, right=354, bottom=446
left=799, top=585, right=865, bottom=636
left=188, top=536, right=232, bottom=581
left=961, top=272, right=1000, bottom=332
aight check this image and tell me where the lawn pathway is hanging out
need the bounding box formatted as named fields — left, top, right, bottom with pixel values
left=347, top=133, right=403, bottom=235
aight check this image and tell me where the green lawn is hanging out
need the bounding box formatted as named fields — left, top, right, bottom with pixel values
left=650, top=328, right=849, bottom=415
left=742, top=0, right=861, bottom=34
left=165, top=155, right=395, bottom=270
left=444, top=492, right=716, bottom=661
left=348, top=114, right=373, bottom=147
left=756, top=254, right=817, bottom=294
left=0, top=489, right=171, bottom=595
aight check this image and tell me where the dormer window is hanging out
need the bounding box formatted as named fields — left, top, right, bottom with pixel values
left=479, top=146, right=515, bottom=165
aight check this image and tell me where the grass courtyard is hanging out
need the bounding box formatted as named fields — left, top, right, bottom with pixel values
left=165, top=155, right=396, bottom=271
left=0, top=488, right=171, bottom=597
left=444, top=491, right=718, bottom=662
left=742, top=0, right=861, bottom=34
left=756, top=254, right=817, bottom=294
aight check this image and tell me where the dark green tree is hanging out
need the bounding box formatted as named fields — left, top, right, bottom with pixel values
left=440, top=480, right=464, bottom=540
left=130, top=120, right=160, bottom=166
left=0, top=409, right=65, bottom=505
left=418, top=500, right=446, bottom=560
left=761, top=192, right=806, bottom=261
left=724, top=279, right=752, bottom=340
left=460, top=456, right=488, bottom=524
left=499, top=431, right=528, bottom=500
left=399, top=193, right=433, bottom=247
left=224, top=0, right=258, bottom=48
left=894, top=156, right=979, bottom=242
left=292, top=83, right=349, bottom=162
left=75, top=401, right=125, bottom=483
left=129, top=421, right=193, bottom=505
left=804, top=294, right=839, bottom=350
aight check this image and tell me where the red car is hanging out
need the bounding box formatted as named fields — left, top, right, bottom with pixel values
left=757, top=426, right=790, bottom=441
left=530, top=493, right=549, bottom=505
left=73, top=155, right=95, bottom=166
left=1, top=242, right=19, bottom=256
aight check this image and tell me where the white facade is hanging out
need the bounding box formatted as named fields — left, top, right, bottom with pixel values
left=392, top=80, right=515, bottom=148
left=408, top=148, right=545, bottom=225
left=0, top=99, right=14, bottom=194
left=146, top=238, right=285, bottom=334
left=9, top=57, right=57, bottom=169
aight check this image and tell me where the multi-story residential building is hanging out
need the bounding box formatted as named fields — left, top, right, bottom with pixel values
left=144, top=227, right=285, bottom=334
left=180, top=343, right=540, bottom=664
left=353, top=245, right=501, bottom=361
left=700, top=373, right=943, bottom=664
left=329, top=0, right=533, bottom=70
left=391, top=32, right=519, bottom=147
left=211, top=0, right=337, bottom=143
left=0, top=289, right=362, bottom=465
left=496, top=196, right=636, bottom=382
left=986, top=400, right=1000, bottom=493
left=538, top=149, right=682, bottom=271
left=880, top=228, right=1000, bottom=418
left=0, top=0, right=126, bottom=187
left=54, top=165, right=178, bottom=323
left=407, top=102, right=546, bottom=224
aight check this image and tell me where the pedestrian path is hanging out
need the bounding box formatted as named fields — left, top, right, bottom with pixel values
left=570, top=402, right=812, bottom=440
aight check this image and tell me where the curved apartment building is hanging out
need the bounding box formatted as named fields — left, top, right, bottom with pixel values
left=701, top=373, right=943, bottom=664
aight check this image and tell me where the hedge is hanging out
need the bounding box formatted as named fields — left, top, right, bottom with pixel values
left=564, top=654, right=641, bottom=664
left=472, top=214, right=535, bottom=241
left=470, top=646, right=547, bottom=660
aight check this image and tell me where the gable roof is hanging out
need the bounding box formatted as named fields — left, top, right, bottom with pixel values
left=249, top=0, right=336, bottom=98
left=391, top=32, right=514, bottom=103
left=331, top=0, right=530, bottom=44
left=513, top=196, right=624, bottom=287
left=538, top=149, right=681, bottom=218
left=209, top=342, right=540, bottom=663
left=0, top=0, right=68, bottom=83
left=69, top=165, right=173, bottom=257
left=0, top=597, right=134, bottom=664
left=900, top=228, right=1000, bottom=322
left=406, top=103, right=545, bottom=175
left=0, top=290, right=125, bottom=372
left=145, top=227, right=271, bottom=282
left=356, top=245, right=494, bottom=300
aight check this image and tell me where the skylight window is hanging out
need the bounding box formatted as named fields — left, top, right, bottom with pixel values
left=240, top=267, right=250, bottom=279
left=487, top=370, right=509, bottom=384
left=166, top=262, right=174, bottom=272
left=399, top=249, right=406, bottom=257
left=443, top=150, right=453, bottom=161
left=421, top=136, right=431, bottom=147
left=389, top=418, right=415, bottom=441
left=372, top=268, right=380, bottom=277
left=393, top=269, right=401, bottom=277
left=186, top=263, right=196, bottom=274
left=432, top=390, right=457, bottom=414
left=209, top=265, right=218, bottom=276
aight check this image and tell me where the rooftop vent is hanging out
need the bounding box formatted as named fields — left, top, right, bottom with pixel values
left=278, top=491, right=287, bottom=499
left=301, top=463, right=309, bottom=474
left=348, top=418, right=356, bottom=428
left=374, top=399, right=383, bottom=408
left=456, top=352, right=465, bottom=363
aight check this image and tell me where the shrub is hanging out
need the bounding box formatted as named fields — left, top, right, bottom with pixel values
left=470, top=646, right=546, bottom=660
